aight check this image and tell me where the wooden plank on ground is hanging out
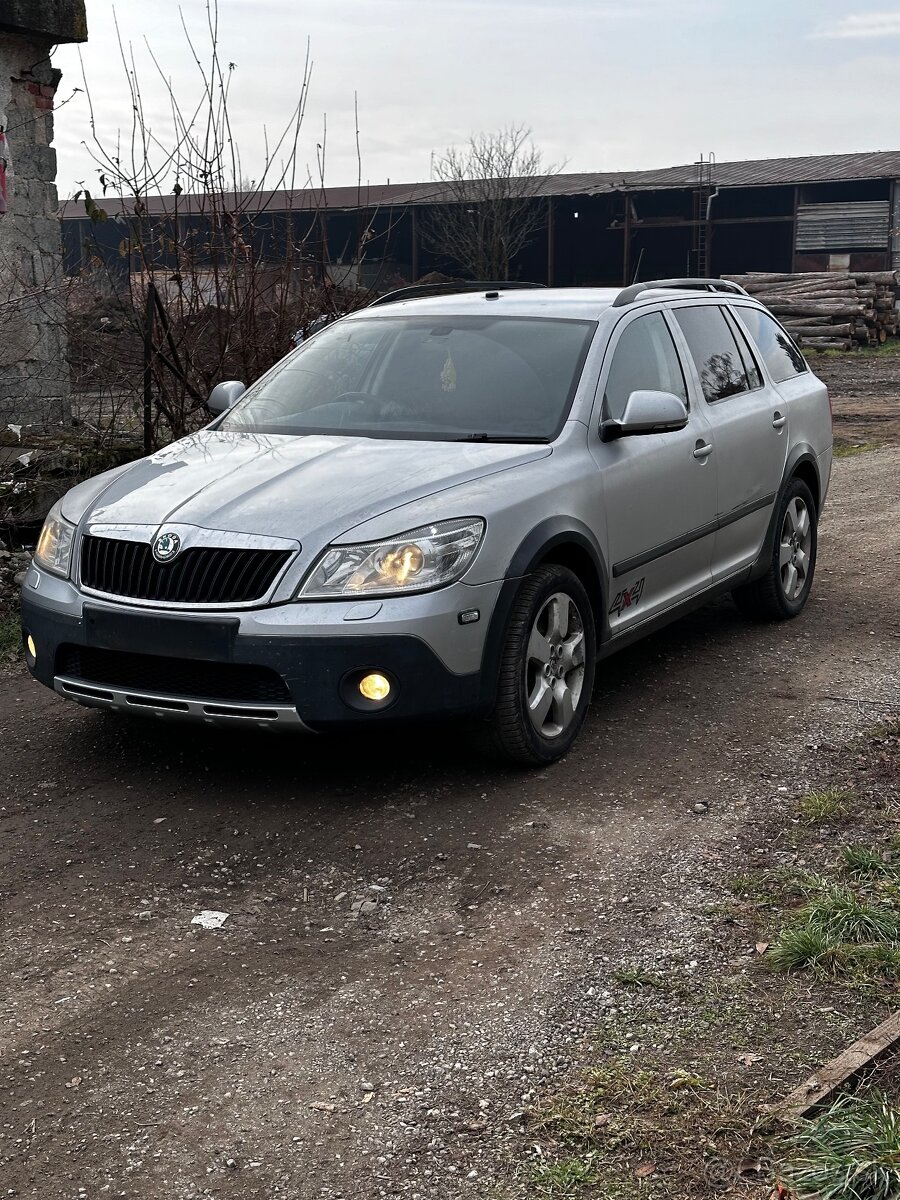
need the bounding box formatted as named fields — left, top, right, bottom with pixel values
left=774, top=1010, right=900, bottom=1124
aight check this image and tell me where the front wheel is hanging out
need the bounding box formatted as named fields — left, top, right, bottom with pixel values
left=733, top=477, right=818, bottom=621
left=488, top=565, right=596, bottom=766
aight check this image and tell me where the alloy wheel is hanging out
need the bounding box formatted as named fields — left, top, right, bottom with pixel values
left=779, top=496, right=812, bottom=601
left=524, top=591, right=586, bottom=739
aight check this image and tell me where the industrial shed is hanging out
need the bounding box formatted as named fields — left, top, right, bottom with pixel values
left=61, top=149, right=900, bottom=292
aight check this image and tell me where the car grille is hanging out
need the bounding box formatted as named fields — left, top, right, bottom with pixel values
left=80, top=535, right=292, bottom=605
left=56, top=644, right=293, bottom=704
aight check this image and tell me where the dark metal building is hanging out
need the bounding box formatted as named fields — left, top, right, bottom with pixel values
left=61, top=149, right=900, bottom=290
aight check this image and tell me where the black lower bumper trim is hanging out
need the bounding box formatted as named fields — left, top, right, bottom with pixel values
left=22, top=595, right=484, bottom=726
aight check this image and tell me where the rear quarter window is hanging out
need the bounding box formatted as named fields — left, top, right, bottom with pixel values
left=735, top=307, right=808, bottom=384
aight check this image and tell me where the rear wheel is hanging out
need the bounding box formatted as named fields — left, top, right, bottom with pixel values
left=489, top=565, right=596, bottom=765
left=733, top=477, right=818, bottom=621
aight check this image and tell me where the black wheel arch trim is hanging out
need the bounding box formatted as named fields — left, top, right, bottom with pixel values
left=748, top=444, right=821, bottom=583
left=477, top=518, right=609, bottom=709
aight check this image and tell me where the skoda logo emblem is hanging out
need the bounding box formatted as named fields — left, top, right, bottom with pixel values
left=153, top=531, right=181, bottom=563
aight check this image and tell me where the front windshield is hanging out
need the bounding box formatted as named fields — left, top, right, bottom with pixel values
left=217, top=313, right=597, bottom=442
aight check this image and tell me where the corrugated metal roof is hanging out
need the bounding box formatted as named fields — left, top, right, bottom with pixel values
left=60, top=149, right=900, bottom=219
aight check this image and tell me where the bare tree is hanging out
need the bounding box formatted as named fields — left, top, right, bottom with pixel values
left=69, top=1, right=379, bottom=449
left=424, top=125, right=557, bottom=280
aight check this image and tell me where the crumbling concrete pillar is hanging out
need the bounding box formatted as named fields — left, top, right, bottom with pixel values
left=0, top=2, right=87, bottom=431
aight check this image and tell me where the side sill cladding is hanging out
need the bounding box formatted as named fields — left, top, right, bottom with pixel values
left=476, top=518, right=610, bottom=711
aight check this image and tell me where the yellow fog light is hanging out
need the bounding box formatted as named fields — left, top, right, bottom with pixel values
left=359, top=673, right=391, bottom=702
left=26, top=634, right=37, bottom=661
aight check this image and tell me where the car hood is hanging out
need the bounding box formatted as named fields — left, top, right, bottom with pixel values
left=78, top=430, right=551, bottom=543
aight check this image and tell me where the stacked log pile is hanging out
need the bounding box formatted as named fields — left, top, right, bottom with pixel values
left=722, top=271, right=900, bottom=351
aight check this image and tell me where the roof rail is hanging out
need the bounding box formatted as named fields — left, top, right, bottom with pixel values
left=612, top=278, right=750, bottom=308
left=369, top=280, right=546, bottom=307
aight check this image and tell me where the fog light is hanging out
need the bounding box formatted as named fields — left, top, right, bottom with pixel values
left=26, top=634, right=36, bottom=660
left=359, top=673, right=391, bottom=702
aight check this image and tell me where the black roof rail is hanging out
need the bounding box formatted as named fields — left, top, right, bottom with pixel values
left=612, top=278, right=750, bottom=308
left=368, top=280, right=546, bottom=307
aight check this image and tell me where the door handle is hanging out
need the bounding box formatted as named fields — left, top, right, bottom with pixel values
left=693, top=441, right=714, bottom=460
left=772, top=412, right=787, bottom=430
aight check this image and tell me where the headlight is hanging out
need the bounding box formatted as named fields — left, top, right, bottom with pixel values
left=299, top=518, right=485, bottom=599
left=34, top=501, right=76, bottom=578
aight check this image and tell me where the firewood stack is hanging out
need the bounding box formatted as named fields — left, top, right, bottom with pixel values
left=721, top=271, right=900, bottom=351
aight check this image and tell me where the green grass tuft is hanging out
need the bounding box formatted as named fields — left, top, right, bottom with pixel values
left=529, top=1156, right=601, bottom=1196
left=799, top=788, right=856, bottom=823
left=767, top=924, right=840, bottom=972
left=803, top=886, right=900, bottom=943
left=779, top=1092, right=900, bottom=1200
left=766, top=883, right=900, bottom=983
left=613, top=967, right=669, bottom=990
left=843, top=846, right=899, bottom=881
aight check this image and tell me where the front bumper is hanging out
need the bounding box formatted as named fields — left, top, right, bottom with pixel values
left=20, top=567, right=502, bottom=730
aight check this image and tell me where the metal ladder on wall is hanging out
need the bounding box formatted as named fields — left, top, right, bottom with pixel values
left=692, top=153, right=715, bottom=277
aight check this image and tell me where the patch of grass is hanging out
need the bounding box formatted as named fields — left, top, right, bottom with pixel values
left=799, top=787, right=856, bottom=823
left=531, top=1063, right=658, bottom=1153
left=843, top=846, right=899, bottom=881
left=0, top=608, right=22, bottom=660
left=833, top=442, right=882, bottom=458
left=613, top=967, right=670, bottom=990
left=767, top=884, right=900, bottom=985
left=805, top=886, right=900, bottom=943
left=729, top=867, right=830, bottom=909
left=767, top=925, right=840, bottom=973
left=528, top=1156, right=601, bottom=1196
left=524, top=1052, right=759, bottom=1198
left=779, top=1092, right=900, bottom=1200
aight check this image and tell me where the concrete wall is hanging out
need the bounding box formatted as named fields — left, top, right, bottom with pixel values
left=0, top=6, right=85, bottom=429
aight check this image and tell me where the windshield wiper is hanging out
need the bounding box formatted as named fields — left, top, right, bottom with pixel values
left=452, top=434, right=550, bottom=443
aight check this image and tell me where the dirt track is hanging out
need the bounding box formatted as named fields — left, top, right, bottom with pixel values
left=815, top=348, right=900, bottom=447
left=1, top=439, right=899, bottom=1198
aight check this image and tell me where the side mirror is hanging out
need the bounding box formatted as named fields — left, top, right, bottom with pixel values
left=208, top=380, right=247, bottom=416
left=600, top=390, right=689, bottom=442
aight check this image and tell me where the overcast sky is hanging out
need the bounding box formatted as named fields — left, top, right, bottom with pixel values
left=50, top=1, right=900, bottom=198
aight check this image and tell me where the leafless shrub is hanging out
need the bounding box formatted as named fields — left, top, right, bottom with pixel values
left=69, top=1, right=376, bottom=449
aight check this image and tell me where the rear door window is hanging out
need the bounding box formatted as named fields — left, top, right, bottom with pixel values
left=735, top=307, right=808, bottom=383
left=672, top=306, right=750, bottom=403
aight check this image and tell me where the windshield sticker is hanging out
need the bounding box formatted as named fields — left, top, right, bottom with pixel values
left=609, top=577, right=645, bottom=617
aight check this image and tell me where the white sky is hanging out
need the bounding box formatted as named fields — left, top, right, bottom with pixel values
left=50, top=0, right=900, bottom=198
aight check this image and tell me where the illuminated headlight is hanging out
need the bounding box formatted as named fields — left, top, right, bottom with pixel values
left=34, top=500, right=76, bottom=578
left=299, top=518, right=485, bottom=599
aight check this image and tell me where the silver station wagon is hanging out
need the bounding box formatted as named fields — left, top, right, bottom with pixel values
left=22, top=278, right=832, bottom=764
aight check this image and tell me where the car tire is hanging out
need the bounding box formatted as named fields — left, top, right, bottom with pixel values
left=488, top=565, right=596, bottom=766
left=732, top=477, right=818, bottom=622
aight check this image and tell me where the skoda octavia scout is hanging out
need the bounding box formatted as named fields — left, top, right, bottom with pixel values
left=22, top=279, right=832, bottom=764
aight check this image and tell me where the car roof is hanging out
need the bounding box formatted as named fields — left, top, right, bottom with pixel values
left=346, top=288, right=621, bottom=321
left=344, top=285, right=763, bottom=323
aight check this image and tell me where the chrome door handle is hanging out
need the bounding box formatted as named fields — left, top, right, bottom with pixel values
left=772, top=412, right=787, bottom=430
left=693, top=441, right=714, bottom=460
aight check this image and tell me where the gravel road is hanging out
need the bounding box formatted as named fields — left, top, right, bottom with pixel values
left=1, top=445, right=898, bottom=1200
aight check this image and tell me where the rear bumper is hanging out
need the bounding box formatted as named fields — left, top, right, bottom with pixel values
left=20, top=568, right=500, bottom=730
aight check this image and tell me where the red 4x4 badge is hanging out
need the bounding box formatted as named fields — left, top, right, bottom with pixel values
left=609, top=577, right=645, bottom=617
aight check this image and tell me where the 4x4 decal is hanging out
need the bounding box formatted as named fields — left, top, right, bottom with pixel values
left=609, top=577, right=645, bottom=617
